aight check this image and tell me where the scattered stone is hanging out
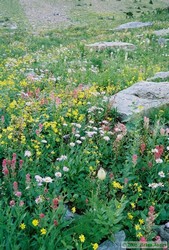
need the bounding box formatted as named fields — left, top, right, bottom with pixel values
left=109, top=81, right=169, bottom=121
left=114, top=21, right=153, bottom=30
left=86, top=42, right=136, bottom=51
left=157, top=37, right=169, bottom=46
left=98, top=231, right=126, bottom=250
left=147, top=71, right=169, bottom=81
left=64, top=207, right=75, bottom=220
left=10, top=23, right=17, bottom=30
left=154, top=223, right=169, bottom=242
left=153, top=28, right=169, bottom=37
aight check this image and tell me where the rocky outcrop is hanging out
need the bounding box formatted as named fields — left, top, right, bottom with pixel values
left=153, top=28, right=169, bottom=36
left=147, top=71, right=169, bottom=81
left=110, top=81, right=169, bottom=121
left=86, top=41, right=136, bottom=51
left=114, top=21, right=153, bottom=31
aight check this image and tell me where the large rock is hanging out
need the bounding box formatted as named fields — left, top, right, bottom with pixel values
left=153, top=28, right=169, bottom=37
left=114, top=21, right=152, bottom=31
left=98, top=231, right=126, bottom=250
left=147, top=71, right=169, bottom=81
left=109, top=81, right=169, bottom=121
left=86, top=41, right=136, bottom=51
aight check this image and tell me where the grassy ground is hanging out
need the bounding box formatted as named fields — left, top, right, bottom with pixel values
left=0, top=1, right=169, bottom=249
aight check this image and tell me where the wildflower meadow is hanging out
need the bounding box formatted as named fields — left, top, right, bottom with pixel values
left=0, top=1, right=169, bottom=249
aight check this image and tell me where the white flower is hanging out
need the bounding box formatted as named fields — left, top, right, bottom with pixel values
left=70, top=142, right=75, bottom=147
left=76, top=140, right=82, bottom=144
left=103, top=136, right=110, bottom=141
left=156, top=158, right=163, bottom=163
left=75, top=123, right=81, bottom=128
left=151, top=148, right=159, bottom=153
left=148, top=182, right=164, bottom=188
left=35, top=175, right=43, bottom=183
left=158, top=171, right=165, bottom=178
left=57, top=155, right=67, bottom=161
left=116, top=134, right=123, bottom=140
left=97, top=168, right=106, bottom=180
left=43, top=177, right=53, bottom=183
left=166, top=146, right=169, bottom=151
left=55, top=172, right=62, bottom=178
left=81, top=137, right=86, bottom=140
left=35, top=175, right=43, bottom=186
left=41, top=140, right=47, bottom=143
left=63, top=123, right=68, bottom=126
left=24, top=150, right=32, bottom=157
left=75, top=134, right=80, bottom=138
left=102, top=120, right=109, bottom=125
left=35, top=195, right=44, bottom=204
left=89, top=120, right=94, bottom=124
left=63, top=166, right=69, bottom=172
left=85, top=131, right=97, bottom=137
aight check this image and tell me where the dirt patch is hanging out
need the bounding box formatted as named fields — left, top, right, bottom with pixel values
left=19, top=0, right=169, bottom=32
left=19, top=0, right=73, bottom=31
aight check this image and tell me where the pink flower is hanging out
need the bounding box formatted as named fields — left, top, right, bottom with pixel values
left=144, top=116, right=149, bottom=129
left=13, top=181, right=18, bottom=192
left=19, top=160, right=23, bottom=168
left=139, top=237, right=147, bottom=243
left=19, top=201, right=25, bottom=206
left=12, top=153, right=17, bottom=161
left=15, top=191, right=22, bottom=197
left=52, top=198, right=59, bottom=210
left=154, top=145, right=164, bottom=159
left=155, top=236, right=161, bottom=243
left=149, top=206, right=155, bottom=213
left=2, top=167, right=9, bottom=176
left=140, top=143, right=146, bottom=154
left=11, top=159, right=16, bottom=170
left=54, top=219, right=58, bottom=226
left=2, top=159, right=7, bottom=168
left=39, top=213, right=45, bottom=218
left=26, top=173, right=31, bottom=183
left=132, top=154, right=138, bottom=165
left=9, top=200, right=15, bottom=207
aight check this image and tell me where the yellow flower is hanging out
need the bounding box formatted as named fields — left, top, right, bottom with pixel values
left=40, top=228, right=47, bottom=235
left=127, top=213, right=133, bottom=220
left=139, top=219, right=144, bottom=225
left=89, top=166, right=94, bottom=172
left=138, top=186, right=142, bottom=193
left=112, top=181, right=123, bottom=189
left=19, top=223, right=26, bottom=230
left=130, top=202, right=136, bottom=209
left=71, top=207, right=76, bottom=213
left=136, top=232, right=143, bottom=238
left=79, top=234, right=85, bottom=243
left=92, top=243, right=99, bottom=250
left=135, top=224, right=141, bottom=231
left=32, top=219, right=39, bottom=227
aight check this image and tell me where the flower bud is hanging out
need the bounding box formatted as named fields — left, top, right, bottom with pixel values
left=97, top=168, right=106, bottom=180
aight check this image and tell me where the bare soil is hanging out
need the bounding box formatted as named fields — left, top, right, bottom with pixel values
left=19, top=0, right=169, bottom=32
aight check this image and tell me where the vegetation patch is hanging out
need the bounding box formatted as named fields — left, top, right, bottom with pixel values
left=0, top=1, right=169, bottom=249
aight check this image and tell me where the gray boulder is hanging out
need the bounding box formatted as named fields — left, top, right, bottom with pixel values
left=147, top=71, right=169, bottom=81
left=154, top=223, right=169, bottom=242
left=86, top=41, right=136, bottom=51
left=153, top=28, right=169, bottom=37
left=98, top=231, right=126, bottom=250
left=114, top=21, right=152, bottom=31
left=109, top=81, right=169, bottom=121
